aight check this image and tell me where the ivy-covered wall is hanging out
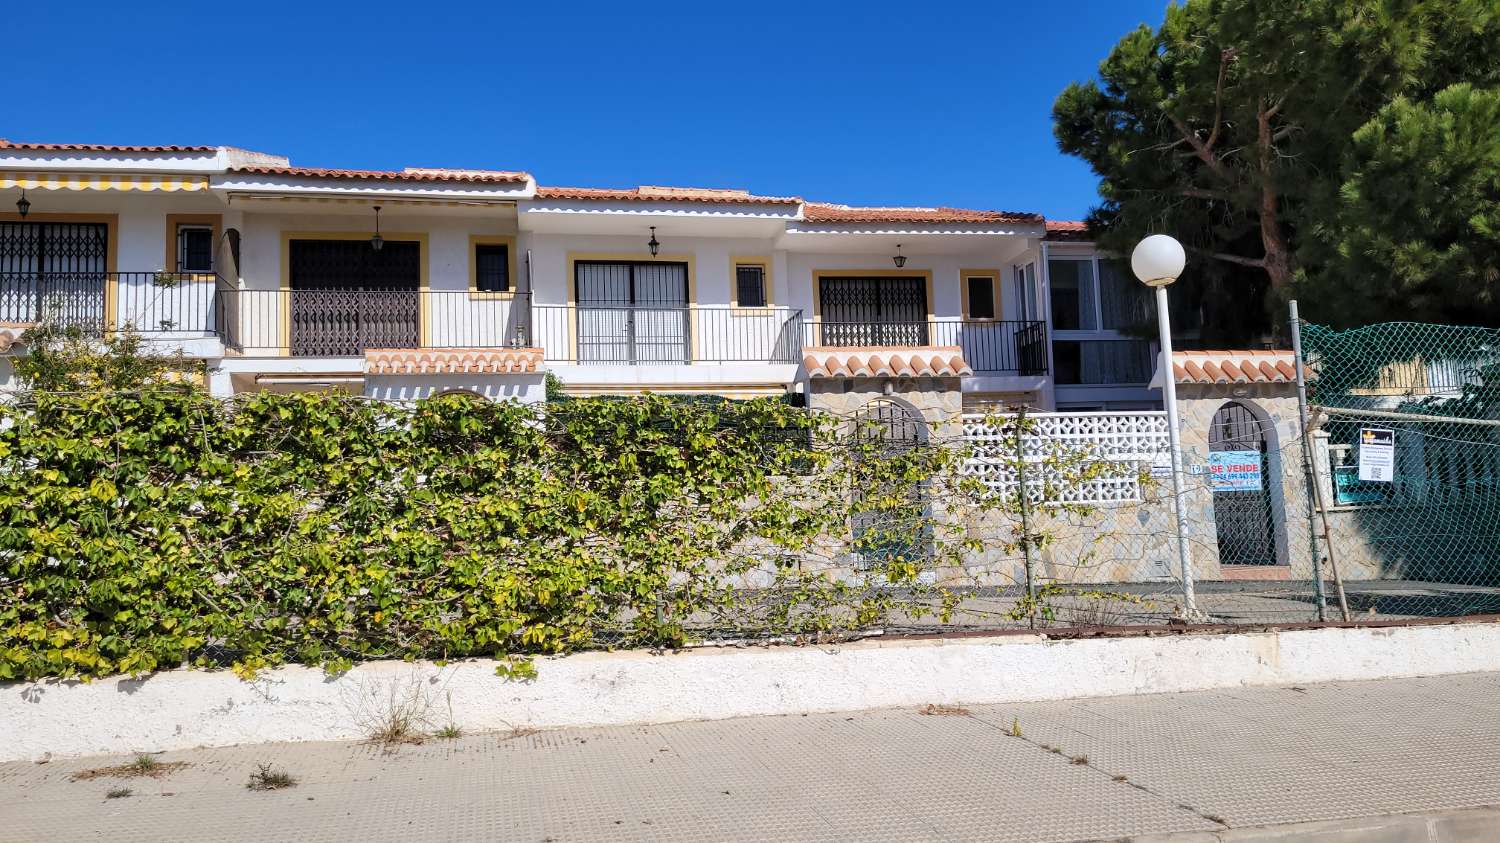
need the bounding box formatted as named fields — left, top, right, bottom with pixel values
left=0, top=385, right=999, bottom=682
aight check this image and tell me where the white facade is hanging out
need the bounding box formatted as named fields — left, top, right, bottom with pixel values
left=0, top=140, right=1165, bottom=409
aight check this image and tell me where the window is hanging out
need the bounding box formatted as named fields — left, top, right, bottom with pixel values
left=474, top=243, right=510, bottom=293
left=965, top=275, right=996, bottom=320
left=1012, top=262, right=1040, bottom=321
left=1048, top=258, right=1098, bottom=330
left=177, top=225, right=214, bottom=273
left=736, top=264, right=767, bottom=308
left=1098, top=260, right=1151, bottom=330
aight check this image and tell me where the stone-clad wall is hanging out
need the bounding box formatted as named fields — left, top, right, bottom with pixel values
left=804, top=377, right=1392, bottom=588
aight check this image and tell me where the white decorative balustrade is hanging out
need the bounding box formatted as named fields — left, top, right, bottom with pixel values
left=961, top=411, right=1171, bottom=503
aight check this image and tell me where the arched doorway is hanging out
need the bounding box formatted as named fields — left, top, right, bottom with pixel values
left=853, top=397, right=925, bottom=452
left=1208, top=401, right=1279, bottom=566
left=850, top=398, right=927, bottom=568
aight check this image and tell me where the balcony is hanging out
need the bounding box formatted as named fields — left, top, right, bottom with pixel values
left=532, top=304, right=804, bottom=365
left=0, top=271, right=223, bottom=336
left=805, top=319, right=1048, bottom=376
left=219, top=291, right=807, bottom=366
left=1, top=275, right=1051, bottom=381
left=220, top=288, right=528, bottom=356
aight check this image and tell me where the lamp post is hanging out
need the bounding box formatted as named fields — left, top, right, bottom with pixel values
left=1131, top=234, right=1197, bottom=618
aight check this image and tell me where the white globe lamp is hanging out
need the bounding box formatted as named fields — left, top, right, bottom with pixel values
left=1132, top=233, right=1196, bottom=617
left=1131, top=234, right=1186, bottom=288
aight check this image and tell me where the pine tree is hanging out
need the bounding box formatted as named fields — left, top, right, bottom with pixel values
left=1053, top=0, right=1500, bottom=336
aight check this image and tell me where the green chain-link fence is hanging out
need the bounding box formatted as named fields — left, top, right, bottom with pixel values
left=1299, top=320, right=1500, bottom=618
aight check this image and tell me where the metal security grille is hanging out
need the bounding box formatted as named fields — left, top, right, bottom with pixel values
left=474, top=244, right=510, bottom=292
left=852, top=398, right=927, bottom=569
left=1209, top=402, right=1278, bottom=566
left=0, top=221, right=108, bottom=326
left=735, top=265, right=766, bottom=308
left=288, top=239, right=421, bottom=356
left=817, top=277, right=928, bottom=346
left=575, top=261, right=690, bottom=364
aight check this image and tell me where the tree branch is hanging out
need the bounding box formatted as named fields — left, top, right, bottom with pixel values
left=1167, top=113, right=1236, bottom=183
left=1187, top=246, right=1266, bottom=268
left=1179, top=187, right=1232, bottom=201
left=1204, top=48, right=1238, bottom=151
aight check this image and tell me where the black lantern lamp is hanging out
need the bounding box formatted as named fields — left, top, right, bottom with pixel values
left=648, top=225, right=660, bottom=257
left=16, top=189, right=31, bottom=219
left=370, top=206, right=384, bottom=251
left=892, top=243, right=906, bottom=268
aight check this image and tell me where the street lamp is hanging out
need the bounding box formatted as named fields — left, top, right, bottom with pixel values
left=1131, top=234, right=1197, bottom=618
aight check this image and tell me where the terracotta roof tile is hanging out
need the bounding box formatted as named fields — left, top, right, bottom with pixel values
left=1169, top=350, right=1301, bottom=385
left=230, top=165, right=530, bottom=185
left=1045, top=220, right=1092, bottom=242
left=802, top=203, right=1041, bottom=225
left=535, top=186, right=800, bottom=205
left=802, top=346, right=973, bottom=379
left=365, top=348, right=545, bottom=375
left=0, top=139, right=218, bottom=153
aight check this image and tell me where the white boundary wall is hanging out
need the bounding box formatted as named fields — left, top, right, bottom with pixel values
left=6, top=622, right=1498, bottom=762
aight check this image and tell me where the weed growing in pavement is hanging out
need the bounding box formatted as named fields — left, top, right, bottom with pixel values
left=72, top=755, right=187, bottom=781
left=1008, top=717, right=1022, bottom=737
left=434, top=724, right=463, bottom=739
left=105, top=787, right=132, bottom=799
left=1070, top=755, right=1089, bottom=765
left=246, top=763, right=297, bottom=791
left=127, top=755, right=158, bottom=773
left=919, top=703, right=971, bottom=716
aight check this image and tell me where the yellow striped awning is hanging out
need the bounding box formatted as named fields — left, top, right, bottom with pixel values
left=0, top=172, right=208, bottom=192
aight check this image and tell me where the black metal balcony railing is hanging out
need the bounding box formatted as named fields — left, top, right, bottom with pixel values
left=805, top=320, right=1049, bottom=376
left=531, top=304, right=805, bottom=365
left=0, top=274, right=1051, bottom=378
left=0, top=272, right=223, bottom=335
left=219, top=288, right=530, bottom=356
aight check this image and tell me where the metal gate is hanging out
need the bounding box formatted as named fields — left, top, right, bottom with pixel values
left=1208, top=402, right=1278, bottom=566
left=287, top=239, right=421, bottom=356
left=851, top=398, right=927, bottom=568
left=817, top=277, right=928, bottom=346
left=0, top=221, right=109, bottom=328
left=575, top=261, right=690, bottom=364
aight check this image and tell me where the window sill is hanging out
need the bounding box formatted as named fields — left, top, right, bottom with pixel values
left=467, top=290, right=519, bottom=301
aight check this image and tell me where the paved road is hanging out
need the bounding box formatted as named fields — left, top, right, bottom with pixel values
left=6, top=673, right=1500, bottom=842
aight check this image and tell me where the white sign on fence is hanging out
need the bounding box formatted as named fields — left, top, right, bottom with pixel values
left=1207, top=450, right=1263, bottom=491
left=1357, top=427, right=1396, bottom=482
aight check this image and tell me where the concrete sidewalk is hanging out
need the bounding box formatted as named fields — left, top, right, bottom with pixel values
left=5, top=673, right=1500, bottom=842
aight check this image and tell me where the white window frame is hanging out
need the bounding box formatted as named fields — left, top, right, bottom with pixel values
left=1046, top=250, right=1155, bottom=387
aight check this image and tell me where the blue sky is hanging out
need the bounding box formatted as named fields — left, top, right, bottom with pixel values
left=6, top=1, right=1168, bottom=220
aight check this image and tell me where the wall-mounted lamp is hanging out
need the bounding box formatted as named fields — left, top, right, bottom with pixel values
left=892, top=244, right=906, bottom=268
left=370, top=206, right=384, bottom=251
left=648, top=225, right=660, bottom=258
left=16, top=189, right=31, bottom=219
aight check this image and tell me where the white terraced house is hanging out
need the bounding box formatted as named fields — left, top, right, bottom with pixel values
left=0, top=139, right=1166, bottom=413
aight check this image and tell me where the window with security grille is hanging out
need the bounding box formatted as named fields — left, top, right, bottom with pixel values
left=177, top=225, right=213, bottom=273
left=967, top=275, right=995, bottom=319
left=736, top=264, right=767, bottom=308
left=474, top=243, right=510, bottom=292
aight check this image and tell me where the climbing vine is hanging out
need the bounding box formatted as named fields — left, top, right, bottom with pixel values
left=0, top=331, right=1117, bottom=682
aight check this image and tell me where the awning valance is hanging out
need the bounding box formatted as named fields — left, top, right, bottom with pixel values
left=0, top=172, right=208, bottom=192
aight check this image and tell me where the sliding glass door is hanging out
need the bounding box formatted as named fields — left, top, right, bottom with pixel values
left=575, top=261, right=690, bottom=364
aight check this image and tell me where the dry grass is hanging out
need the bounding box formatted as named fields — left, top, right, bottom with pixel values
left=246, top=763, right=297, bottom=791
left=919, top=703, right=971, bottom=717
left=105, top=787, right=133, bottom=799
left=72, top=755, right=187, bottom=781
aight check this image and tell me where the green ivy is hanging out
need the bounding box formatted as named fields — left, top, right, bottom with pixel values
left=1, top=331, right=1114, bottom=681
